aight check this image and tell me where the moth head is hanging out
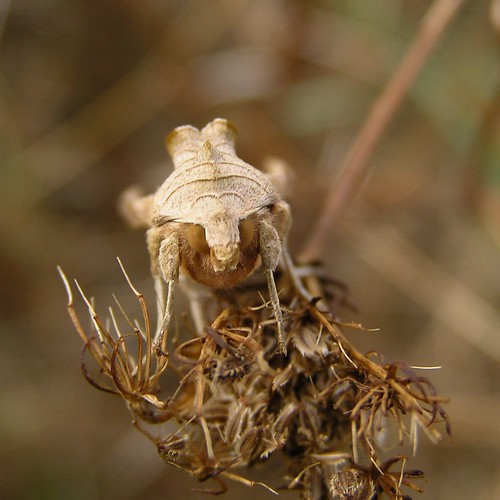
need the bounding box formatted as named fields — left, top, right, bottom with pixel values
left=185, top=215, right=256, bottom=273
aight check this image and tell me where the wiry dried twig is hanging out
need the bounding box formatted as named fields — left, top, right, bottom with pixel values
left=59, top=264, right=170, bottom=421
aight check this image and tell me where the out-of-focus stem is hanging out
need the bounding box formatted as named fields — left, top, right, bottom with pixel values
left=299, top=0, right=466, bottom=263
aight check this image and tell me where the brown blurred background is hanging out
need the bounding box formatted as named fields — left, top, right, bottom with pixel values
left=1, top=0, right=499, bottom=498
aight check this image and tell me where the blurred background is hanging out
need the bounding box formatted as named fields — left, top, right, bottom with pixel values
left=1, top=0, right=499, bottom=498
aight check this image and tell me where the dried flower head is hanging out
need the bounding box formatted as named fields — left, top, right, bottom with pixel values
left=59, top=253, right=449, bottom=498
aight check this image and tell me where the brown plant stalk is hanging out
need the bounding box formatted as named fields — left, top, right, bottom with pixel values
left=300, top=0, right=466, bottom=263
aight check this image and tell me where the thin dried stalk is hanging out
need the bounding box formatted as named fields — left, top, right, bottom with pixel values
left=300, top=0, right=466, bottom=263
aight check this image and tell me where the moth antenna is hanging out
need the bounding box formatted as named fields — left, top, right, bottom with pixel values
left=265, top=268, right=286, bottom=355
left=159, top=280, right=175, bottom=353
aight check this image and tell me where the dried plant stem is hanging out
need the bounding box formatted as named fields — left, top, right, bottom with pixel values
left=312, top=307, right=386, bottom=380
left=299, top=0, right=466, bottom=263
left=219, top=472, right=279, bottom=496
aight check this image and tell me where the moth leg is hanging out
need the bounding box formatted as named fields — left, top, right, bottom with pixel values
left=179, top=277, right=213, bottom=335
left=259, top=219, right=286, bottom=354
left=265, top=268, right=286, bottom=354
left=147, top=226, right=180, bottom=347
left=281, top=246, right=325, bottom=307
left=269, top=200, right=292, bottom=242
left=270, top=200, right=313, bottom=300
left=262, top=156, right=294, bottom=199
left=118, top=186, right=154, bottom=229
left=269, top=202, right=327, bottom=309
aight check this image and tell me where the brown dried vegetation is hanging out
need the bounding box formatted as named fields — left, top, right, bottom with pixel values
left=60, top=257, right=449, bottom=499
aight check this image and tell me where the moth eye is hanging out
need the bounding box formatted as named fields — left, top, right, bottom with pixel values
left=239, top=218, right=255, bottom=248
left=186, top=224, right=210, bottom=254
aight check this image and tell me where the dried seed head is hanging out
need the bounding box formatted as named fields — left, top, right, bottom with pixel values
left=328, top=467, right=374, bottom=500
left=157, top=434, right=189, bottom=463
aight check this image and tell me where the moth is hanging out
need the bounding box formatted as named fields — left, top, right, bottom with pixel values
left=120, top=118, right=293, bottom=352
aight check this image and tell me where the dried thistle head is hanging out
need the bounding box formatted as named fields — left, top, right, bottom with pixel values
left=60, top=256, right=449, bottom=498
left=329, top=466, right=374, bottom=500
